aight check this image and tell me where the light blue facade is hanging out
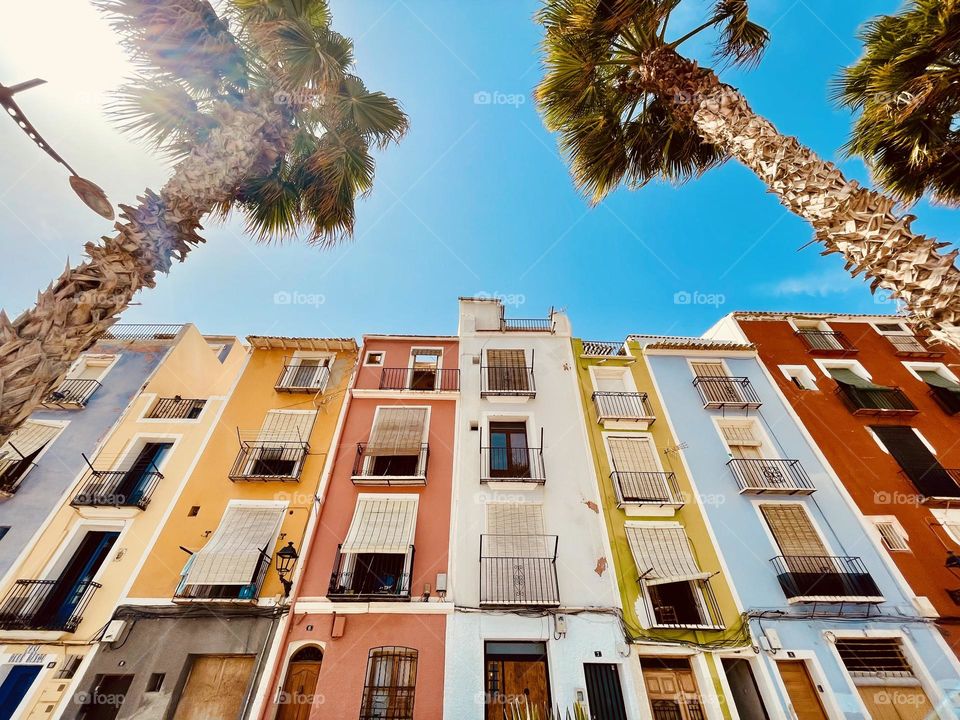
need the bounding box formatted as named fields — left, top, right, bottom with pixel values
left=642, top=341, right=960, bottom=719
left=0, top=338, right=169, bottom=577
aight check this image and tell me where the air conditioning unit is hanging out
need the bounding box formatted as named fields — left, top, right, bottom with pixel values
left=101, top=620, right=126, bottom=643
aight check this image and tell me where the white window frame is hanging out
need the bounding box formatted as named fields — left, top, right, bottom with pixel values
left=868, top=516, right=910, bottom=552
left=870, top=321, right=911, bottom=336
left=39, top=518, right=129, bottom=583
left=788, top=317, right=832, bottom=333
left=902, top=361, right=959, bottom=385
left=813, top=358, right=872, bottom=382
left=712, top=417, right=777, bottom=458
left=779, top=364, right=818, bottom=390
left=363, top=350, right=385, bottom=367
left=685, top=357, right=732, bottom=379
left=588, top=365, right=639, bottom=394
left=405, top=347, right=444, bottom=390
left=136, top=394, right=210, bottom=424
left=65, top=353, right=119, bottom=384
left=109, top=433, right=180, bottom=475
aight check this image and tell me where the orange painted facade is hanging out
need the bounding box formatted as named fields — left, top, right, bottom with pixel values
left=732, top=316, right=960, bottom=655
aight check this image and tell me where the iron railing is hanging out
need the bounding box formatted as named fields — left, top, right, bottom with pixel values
left=611, top=471, right=683, bottom=507
left=640, top=577, right=725, bottom=630
left=352, top=443, right=429, bottom=485
left=771, top=556, right=883, bottom=602
left=480, top=446, right=546, bottom=484
left=651, top=699, right=706, bottom=720
left=501, top=318, right=555, bottom=333
left=71, top=469, right=162, bottom=509
left=796, top=330, right=858, bottom=354
left=275, top=362, right=330, bottom=392
left=228, top=441, right=308, bottom=481
left=174, top=548, right=270, bottom=601
left=480, top=365, right=536, bottom=397
left=0, top=578, right=101, bottom=632
left=378, top=367, right=460, bottom=392
left=581, top=340, right=627, bottom=356
left=727, top=459, right=815, bottom=495
left=692, top=376, right=762, bottom=409
left=886, top=334, right=943, bottom=357
left=480, top=535, right=559, bottom=606
left=327, top=545, right=415, bottom=601
left=102, top=324, right=183, bottom=340
left=0, top=457, right=34, bottom=496
left=593, top=392, right=655, bottom=422
left=146, top=397, right=206, bottom=419
left=930, top=385, right=960, bottom=416
left=359, top=647, right=418, bottom=720
left=835, top=383, right=917, bottom=415
left=43, top=378, right=101, bottom=407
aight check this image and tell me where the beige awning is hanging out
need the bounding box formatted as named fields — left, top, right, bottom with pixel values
left=257, top=410, right=316, bottom=444
left=367, top=407, right=427, bottom=456
left=341, top=495, right=418, bottom=554
left=625, top=525, right=713, bottom=585
left=0, top=421, right=61, bottom=461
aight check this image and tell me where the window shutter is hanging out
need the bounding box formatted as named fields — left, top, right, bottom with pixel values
left=874, top=521, right=909, bottom=552
left=624, top=525, right=712, bottom=585
left=488, top=349, right=525, bottom=368
left=608, top=437, right=660, bottom=473
left=485, top=503, right=546, bottom=557
left=827, top=367, right=885, bottom=390
left=257, top=411, right=316, bottom=444
left=183, top=504, right=285, bottom=587
left=918, top=370, right=960, bottom=391
left=871, top=426, right=958, bottom=498
left=595, top=373, right=627, bottom=393
left=759, top=504, right=828, bottom=556
left=720, top=424, right=762, bottom=447
left=0, top=421, right=60, bottom=460
left=368, top=408, right=428, bottom=456
left=341, top=496, right=418, bottom=554
left=691, top=362, right=726, bottom=377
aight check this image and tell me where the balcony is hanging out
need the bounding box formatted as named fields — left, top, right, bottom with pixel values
left=886, top=334, right=945, bottom=359
left=103, top=324, right=182, bottom=340
left=378, top=367, right=459, bottom=392
left=593, top=392, right=655, bottom=426
left=42, top=379, right=101, bottom=408
left=501, top=318, right=555, bottom=333
left=835, top=383, right=918, bottom=416
left=174, top=550, right=270, bottom=602
left=0, top=579, right=100, bottom=632
left=228, top=440, right=308, bottom=482
left=146, top=396, right=206, bottom=419
left=480, top=534, right=559, bottom=607
left=612, top=471, right=683, bottom=510
left=71, top=469, right=162, bottom=510
left=581, top=340, right=627, bottom=357
left=0, top=457, right=35, bottom=497
left=327, top=545, right=414, bottom=601
left=481, top=365, right=536, bottom=398
left=930, top=385, right=960, bottom=416
left=692, top=376, right=762, bottom=410
left=480, top=446, right=546, bottom=485
left=352, top=443, right=429, bottom=486
left=275, top=362, right=330, bottom=393
left=796, top=330, right=858, bottom=356
left=770, top=556, right=883, bottom=603
left=727, top=459, right=815, bottom=495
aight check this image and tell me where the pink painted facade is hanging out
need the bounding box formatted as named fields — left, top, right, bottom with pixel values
left=261, top=336, right=458, bottom=720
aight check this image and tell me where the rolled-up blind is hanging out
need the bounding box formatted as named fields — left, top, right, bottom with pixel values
left=367, top=407, right=428, bottom=456
left=625, top=525, right=712, bottom=585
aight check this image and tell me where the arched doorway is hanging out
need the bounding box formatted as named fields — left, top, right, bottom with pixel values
left=277, top=646, right=323, bottom=720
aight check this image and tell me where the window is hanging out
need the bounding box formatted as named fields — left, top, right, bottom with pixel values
left=759, top=503, right=828, bottom=557
left=593, top=367, right=630, bottom=393
left=361, top=408, right=428, bottom=477
left=364, top=351, right=384, bottom=366
left=0, top=421, right=62, bottom=494
left=146, top=673, right=165, bottom=692
left=909, top=364, right=960, bottom=415
left=241, top=411, right=316, bottom=479
left=55, top=654, right=83, bottom=680
left=359, top=647, right=417, bottom=720
left=779, top=365, right=817, bottom=390
left=481, top=503, right=557, bottom=605
left=870, top=426, right=959, bottom=499
left=409, top=350, right=440, bottom=390
left=836, top=638, right=934, bottom=717
left=875, top=323, right=908, bottom=334
left=281, top=355, right=330, bottom=391
left=146, top=397, right=206, bottom=419
left=607, top=436, right=673, bottom=504
left=719, top=422, right=765, bottom=459
left=488, top=422, right=530, bottom=479
left=485, top=349, right=531, bottom=393
left=871, top=518, right=910, bottom=552
left=691, top=361, right=744, bottom=404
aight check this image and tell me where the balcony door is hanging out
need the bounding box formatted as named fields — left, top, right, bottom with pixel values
left=583, top=664, right=627, bottom=720
left=871, top=426, right=959, bottom=498
left=113, top=442, right=171, bottom=504
left=489, top=422, right=530, bottom=479
left=691, top=361, right=740, bottom=403
left=40, top=530, right=118, bottom=629
left=485, top=642, right=550, bottom=720
left=349, top=553, right=408, bottom=595
left=409, top=350, right=440, bottom=390
left=488, top=349, right=528, bottom=392
left=290, top=357, right=327, bottom=389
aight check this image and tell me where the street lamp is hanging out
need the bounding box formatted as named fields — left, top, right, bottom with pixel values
left=275, top=541, right=299, bottom=597
left=1, top=78, right=113, bottom=220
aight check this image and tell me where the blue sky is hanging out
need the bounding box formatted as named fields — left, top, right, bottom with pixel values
left=1, top=1, right=957, bottom=341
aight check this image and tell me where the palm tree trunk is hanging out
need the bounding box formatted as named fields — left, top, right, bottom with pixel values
left=633, top=48, right=960, bottom=346
left=0, top=101, right=283, bottom=444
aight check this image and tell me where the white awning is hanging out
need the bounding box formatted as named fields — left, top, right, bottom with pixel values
left=257, top=410, right=316, bottom=444
left=367, top=408, right=427, bottom=456
left=183, top=503, right=285, bottom=587
left=625, top=525, right=713, bottom=586
left=341, top=495, right=418, bottom=554
left=0, top=421, right=60, bottom=461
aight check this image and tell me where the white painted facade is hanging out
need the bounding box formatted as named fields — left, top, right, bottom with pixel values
left=443, top=298, right=642, bottom=719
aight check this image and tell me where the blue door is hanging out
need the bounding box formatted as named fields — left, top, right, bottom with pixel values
left=0, top=665, right=41, bottom=720
left=40, top=531, right=119, bottom=630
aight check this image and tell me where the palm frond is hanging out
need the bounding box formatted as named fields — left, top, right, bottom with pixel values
left=711, top=0, right=770, bottom=67
left=109, top=77, right=214, bottom=156
left=332, top=76, right=409, bottom=148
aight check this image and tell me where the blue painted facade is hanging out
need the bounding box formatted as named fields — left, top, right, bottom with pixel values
left=0, top=338, right=170, bottom=577
left=641, top=341, right=960, bottom=719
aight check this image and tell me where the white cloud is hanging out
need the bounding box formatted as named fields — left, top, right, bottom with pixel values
left=765, top=271, right=857, bottom=298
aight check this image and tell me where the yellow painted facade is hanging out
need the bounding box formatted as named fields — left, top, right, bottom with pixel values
left=573, top=338, right=745, bottom=719
left=0, top=325, right=246, bottom=719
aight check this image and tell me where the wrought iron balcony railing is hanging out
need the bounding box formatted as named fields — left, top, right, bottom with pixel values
left=480, top=366, right=536, bottom=397
left=480, top=534, right=559, bottom=607
left=796, top=330, right=858, bottom=355
left=770, top=555, right=883, bottom=602
left=0, top=457, right=35, bottom=497
left=501, top=318, right=555, bottom=332
left=146, top=397, right=206, bottom=419
left=727, top=458, right=815, bottom=495
left=102, top=324, right=183, bottom=340
left=886, top=334, right=944, bottom=358
left=692, top=376, right=762, bottom=409
left=71, top=469, right=162, bottom=510
left=174, top=549, right=270, bottom=602
left=42, top=378, right=101, bottom=408
left=275, top=363, right=330, bottom=393
left=480, top=446, right=546, bottom=484
left=611, top=471, right=683, bottom=507
left=352, top=443, right=429, bottom=486
left=593, top=392, right=655, bottom=423
left=228, top=440, right=308, bottom=482
left=0, top=578, right=101, bottom=632
left=835, top=383, right=917, bottom=416
left=581, top=340, right=627, bottom=356
left=327, top=545, right=415, bottom=601
left=930, top=385, right=960, bottom=416
left=378, top=367, right=460, bottom=392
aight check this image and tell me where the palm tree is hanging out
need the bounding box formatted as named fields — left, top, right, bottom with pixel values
left=0, top=0, right=407, bottom=444
left=535, top=0, right=960, bottom=345
left=835, top=0, right=960, bottom=206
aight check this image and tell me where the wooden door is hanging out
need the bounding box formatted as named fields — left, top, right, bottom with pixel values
left=777, top=661, right=828, bottom=720
left=277, top=661, right=322, bottom=720
left=486, top=658, right=550, bottom=720
left=857, top=686, right=934, bottom=720
left=642, top=666, right=703, bottom=719
left=173, top=655, right=255, bottom=720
